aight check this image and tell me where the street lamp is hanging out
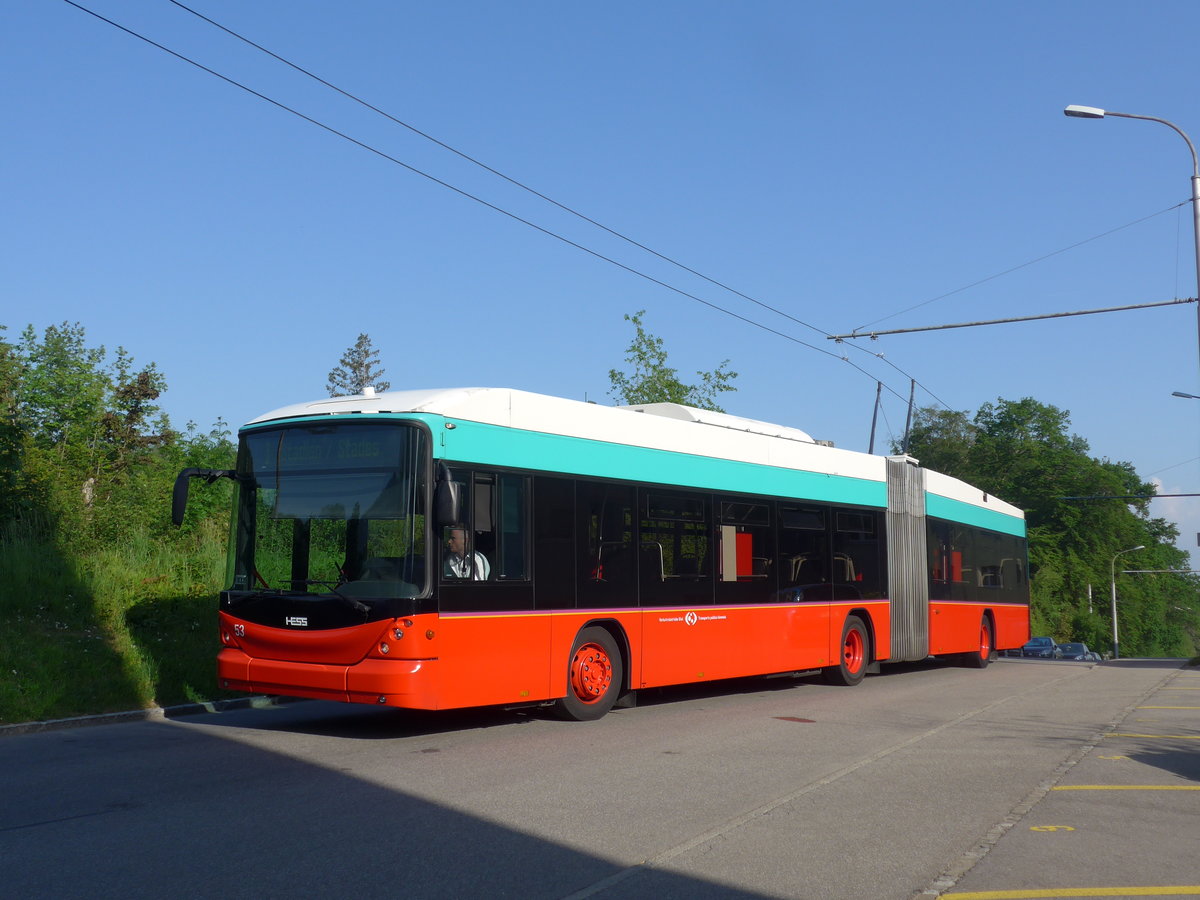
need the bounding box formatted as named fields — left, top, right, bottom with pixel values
left=1064, top=105, right=1200, bottom=378
left=1109, top=545, right=1144, bottom=659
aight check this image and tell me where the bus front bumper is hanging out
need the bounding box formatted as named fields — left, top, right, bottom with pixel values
left=217, top=648, right=440, bottom=708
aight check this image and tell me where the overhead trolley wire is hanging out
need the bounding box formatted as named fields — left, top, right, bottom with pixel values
left=160, top=0, right=954, bottom=411
left=853, top=200, right=1192, bottom=334
left=164, top=0, right=832, bottom=339
left=64, top=0, right=940, bottom=412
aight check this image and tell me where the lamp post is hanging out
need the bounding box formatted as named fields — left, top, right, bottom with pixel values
left=1064, top=105, right=1200, bottom=376
left=1109, top=545, right=1144, bottom=659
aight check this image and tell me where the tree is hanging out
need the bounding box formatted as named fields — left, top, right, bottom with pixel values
left=900, top=397, right=1199, bottom=656
left=327, top=333, right=390, bottom=397
left=607, top=310, right=737, bottom=411
left=900, top=407, right=976, bottom=474
left=0, top=326, right=22, bottom=522
left=2, top=321, right=183, bottom=544
left=16, top=322, right=108, bottom=453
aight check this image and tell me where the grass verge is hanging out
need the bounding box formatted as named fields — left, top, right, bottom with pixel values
left=0, top=528, right=237, bottom=725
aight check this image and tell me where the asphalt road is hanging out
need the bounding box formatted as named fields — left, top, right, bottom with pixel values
left=1, top=657, right=1195, bottom=900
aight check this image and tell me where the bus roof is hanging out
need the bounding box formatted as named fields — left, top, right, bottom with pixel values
left=247, top=387, right=1024, bottom=522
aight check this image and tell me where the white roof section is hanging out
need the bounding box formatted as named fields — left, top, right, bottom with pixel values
left=924, top=469, right=1023, bottom=519
left=249, top=387, right=492, bottom=424
left=623, top=402, right=817, bottom=444
left=248, top=387, right=1023, bottom=521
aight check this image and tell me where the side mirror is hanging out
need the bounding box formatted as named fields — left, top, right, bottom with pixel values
left=434, top=463, right=462, bottom=526
left=172, top=468, right=237, bottom=526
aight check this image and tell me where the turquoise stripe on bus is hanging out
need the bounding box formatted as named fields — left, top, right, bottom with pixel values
left=436, top=417, right=887, bottom=507
left=925, top=493, right=1025, bottom=537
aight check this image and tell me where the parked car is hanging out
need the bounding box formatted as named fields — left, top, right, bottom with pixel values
left=1057, top=642, right=1095, bottom=661
left=1020, top=636, right=1063, bottom=659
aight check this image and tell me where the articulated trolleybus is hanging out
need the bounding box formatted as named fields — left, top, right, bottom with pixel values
left=173, top=387, right=1030, bottom=720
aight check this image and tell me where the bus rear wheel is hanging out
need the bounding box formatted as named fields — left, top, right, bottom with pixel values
left=961, top=615, right=993, bottom=669
left=553, top=626, right=623, bottom=721
left=823, top=615, right=869, bottom=686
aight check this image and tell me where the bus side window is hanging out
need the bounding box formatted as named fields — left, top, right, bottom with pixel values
left=778, top=504, right=828, bottom=588
left=534, top=475, right=575, bottom=609
left=463, top=472, right=530, bottom=581
left=494, top=473, right=529, bottom=580
left=440, top=470, right=529, bottom=583
left=577, top=480, right=635, bottom=609
left=833, top=509, right=883, bottom=599
left=717, top=500, right=771, bottom=583
left=639, top=490, right=713, bottom=607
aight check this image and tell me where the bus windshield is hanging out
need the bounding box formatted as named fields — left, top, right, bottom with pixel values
left=229, top=421, right=429, bottom=604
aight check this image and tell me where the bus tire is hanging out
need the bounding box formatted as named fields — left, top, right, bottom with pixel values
left=823, top=615, right=869, bottom=686
left=553, top=626, right=623, bottom=721
left=961, top=615, right=993, bottom=669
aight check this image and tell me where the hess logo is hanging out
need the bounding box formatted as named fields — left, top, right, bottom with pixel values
left=284, top=616, right=309, bottom=627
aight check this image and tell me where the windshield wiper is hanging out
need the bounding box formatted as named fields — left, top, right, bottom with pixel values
left=224, top=588, right=289, bottom=607
left=301, top=580, right=370, bottom=617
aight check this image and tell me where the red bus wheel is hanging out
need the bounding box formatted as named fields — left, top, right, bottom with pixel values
left=961, top=616, right=993, bottom=669
left=553, top=626, right=623, bottom=721
left=823, top=615, right=869, bottom=686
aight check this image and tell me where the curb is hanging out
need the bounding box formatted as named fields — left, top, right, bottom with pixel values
left=0, top=695, right=303, bottom=738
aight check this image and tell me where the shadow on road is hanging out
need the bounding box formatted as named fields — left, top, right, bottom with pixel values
left=0, top=716, right=780, bottom=899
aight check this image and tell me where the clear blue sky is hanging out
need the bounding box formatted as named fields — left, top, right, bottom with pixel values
left=5, top=1, right=1200, bottom=566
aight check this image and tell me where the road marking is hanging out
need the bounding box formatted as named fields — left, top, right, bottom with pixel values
left=1105, top=733, right=1200, bottom=740
left=1052, top=785, right=1200, bottom=791
left=1138, top=706, right=1200, bottom=710
left=562, top=676, right=1084, bottom=900
left=944, top=887, right=1200, bottom=898
left=923, top=668, right=1190, bottom=899
left=1029, top=825, right=1075, bottom=831
left=1097, top=755, right=1129, bottom=760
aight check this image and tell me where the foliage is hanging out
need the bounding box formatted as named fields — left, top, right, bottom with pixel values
left=326, top=332, right=390, bottom=397
left=0, top=326, right=22, bottom=522
left=1, top=321, right=236, bottom=724
left=900, top=398, right=1200, bottom=657
left=608, top=310, right=737, bottom=411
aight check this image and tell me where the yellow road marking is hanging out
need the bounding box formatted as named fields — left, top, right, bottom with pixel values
left=1105, top=733, right=1200, bottom=740
left=1029, top=825, right=1075, bottom=831
left=945, top=887, right=1200, bottom=898
left=1052, top=785, right=1200, bottom=791
left=1138, top=706, right=1200, bottom=710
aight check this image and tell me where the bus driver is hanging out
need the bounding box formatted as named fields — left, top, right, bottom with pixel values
left=443, top=527, right=490, bottom=580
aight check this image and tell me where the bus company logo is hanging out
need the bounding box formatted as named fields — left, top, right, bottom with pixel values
left=284, top=616, right=309, bottom=627
left=657, top=611, right=727, bottom=626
